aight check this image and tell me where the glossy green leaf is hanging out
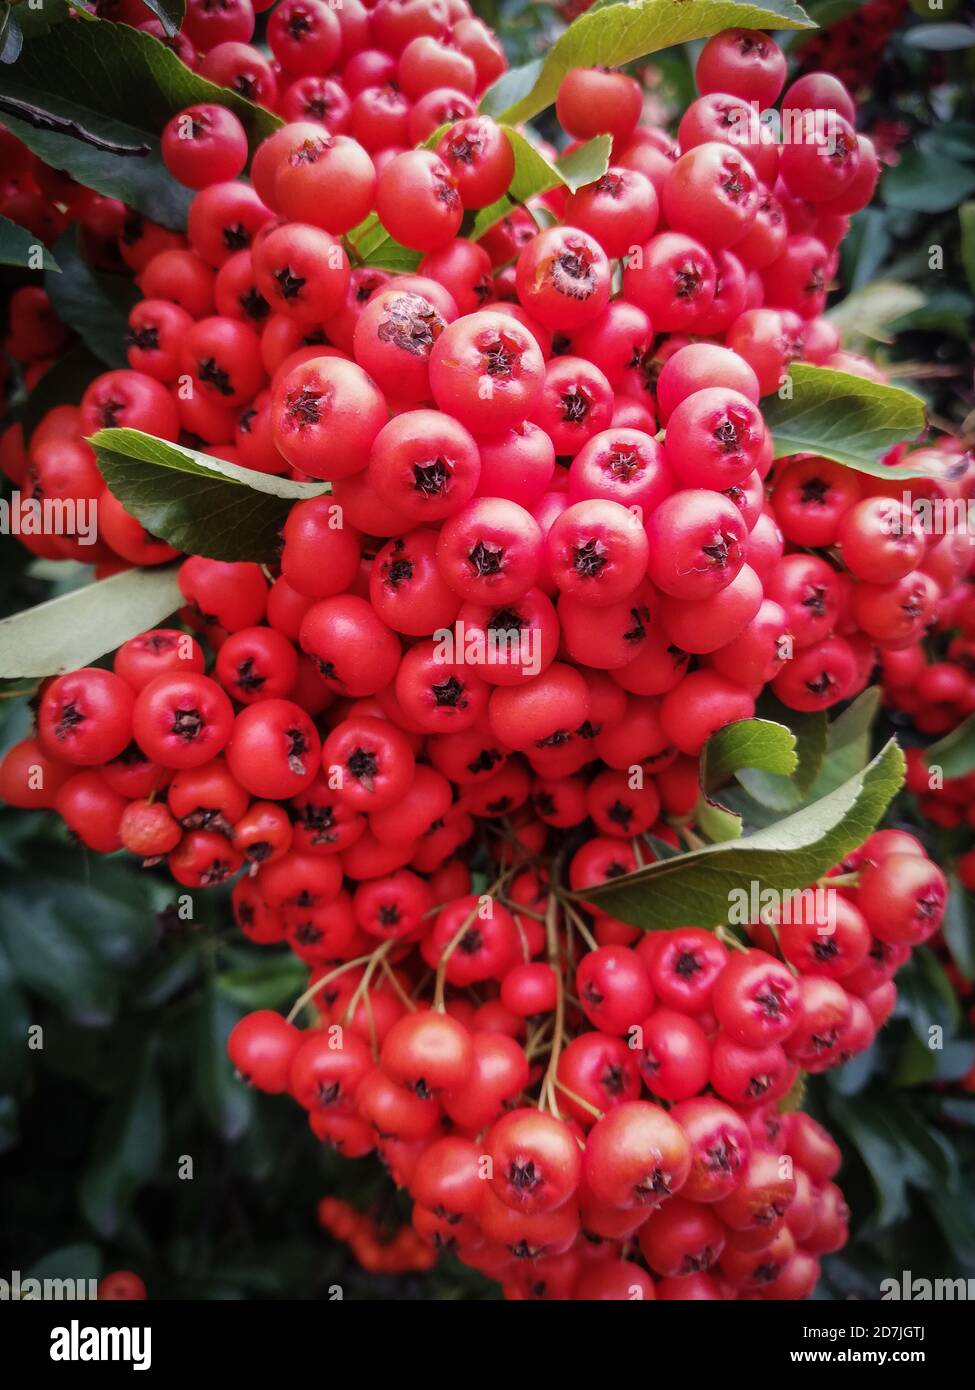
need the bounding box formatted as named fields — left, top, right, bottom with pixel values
left=217, top=956, right=308, bottom=1012
left=0, top=211, right=58, bottom=269
left=942, top=877, right=975, bottom=983
left=578, top=739, right=904, bottom=930
left=90, top=427, right=328, bottom=563
left=480, top=0, right=814, bottom=124
left=0, top=4, right=23, bottom=65
left=0, top=887, right=117, bottom=1027
left=79, top=1048, right=163, bottom=1238
left=0, top=948, right=30, bottom=1091
left=0, top=18, right=280, bottom=229
left=882, top=146, right=975, bottom=214
left=196, top=984, right=254, bottom=1142
left=0, top=564, right=181, bottom=678
left=824, top=280, right=926, bottom=347
left=45, top=226, right=139, bottom=368
left=924, top=710, right=975, bottom=779
left=764, top=364, right=928, bottom=476
left=702, top=718, right=798, bottom=793
left=28, top=1243, right=103, bottom=1285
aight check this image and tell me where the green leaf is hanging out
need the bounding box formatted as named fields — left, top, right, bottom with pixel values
left=217, top=956, right=307, bottom=1012
left=577, top=739, right=904, bottom=930
left=888, top=287, right=973, bottom=341
left=702, top=718, right=798, bottom=794
left=736, top=699, right=829, bottom=813
left=924, top=710, right=975, bottom=779
left=45, top=226, right=139, bottom=369
left=345, top=213, right=422, bottom=273
left=694, top=794, right=744, bottom=843
left=28, top=1243, right=103, bottom=1285
left=842, top=207, right=893, bottom=292
left=140, top=0, right=185, bottom=38
left=943, top=877, right=975, bottom=983
left=0, top=18, right=280, bottom=230
left=90, top=427, right=328, bottom=563
left=42, top=851, right=160, bottom=969
left=960, top=202, right=975, bottom=297
left=0, top=948, right=31, bottom=1090
left=0, top=564, right=181, bottom=678
left=697, top=717, right=799, bottom=840
left=882, top=146, right=975, bottom=215
left=805, top=686, right=880, bottom=800
left=467, top=130, right=611, bottom=242
left=0, top=211, right=58, bottom=269
left=79, top=1048, right=163, bottom=1238
left=764, top=363, right=928, bottom=477
left=0, top=887, right=117, bottom=1026
left=826, top=1092, right=955, bottom=1228
left=825, top=1092, right=908, bottom=1226
left=896, top=947, right=960, bottom=1044
left=903, top=22, right=975, bottom=50
left=0, top=4, right=23, bottom=65
left=196, top=984, right=253, bottom=1142
left=480, top=0, right=814, bottom=125
left=21, top=345, right=104, bottom=441
left=824, top=280, right=926, bottom=347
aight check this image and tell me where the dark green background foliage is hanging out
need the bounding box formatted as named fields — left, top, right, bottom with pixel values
left=1, top=0, right=975, bottom=1299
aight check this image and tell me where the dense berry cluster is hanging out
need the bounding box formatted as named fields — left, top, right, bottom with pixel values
left=223, top=827, right=945, bottom=1300
left=0, top=5, right=967, bottom=1300
left=318, top=1195, right=437, bottom=1273
left=792, top=0, right=907, bottom=94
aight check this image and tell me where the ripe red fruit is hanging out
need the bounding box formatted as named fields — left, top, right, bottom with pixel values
left=856, top=853, right=947, bottom=946
left=228, top=1011, right=302, bottom=1093
left=272, top=355, right=387, bottom=480
left=583, top=1101, right=691, bottom=1210
left=695, top=29, right=786, bottom=107
left=225, top=698, right=321, bottom=798
left=133, top=673, right=235, bottom=769
left=575, top=946, right=654, bottom=1035
left=162, top=104, right=248, bottom=190
left=636, top=1009, right=711, bottom=1102
left=516, top=227, right=611, bottom=332
left=381, top=1010, right=474, bottom=1095
left=712, top=949, right=801, bottom=1047
left=556, top=67, right=643, bottom=145
left=376, top=150, right=463, bottom=254
left=38, top=668, right=135, bottom=766
left=646, top=489, right=747, bottom=600
left=487, top=1109, right=581, bottom=1214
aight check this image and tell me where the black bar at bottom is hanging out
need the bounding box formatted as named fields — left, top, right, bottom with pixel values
left=0, top=1296, right=965, bottom=1374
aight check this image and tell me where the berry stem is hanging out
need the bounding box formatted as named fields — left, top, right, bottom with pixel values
left=539, top=893, right=566, bottom=1117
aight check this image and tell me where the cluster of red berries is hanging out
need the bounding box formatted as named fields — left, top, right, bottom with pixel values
left=0, top=4, right=967, bottom=1300
left=317, top=1195, right=437, bottom=1273
left=902, top=746, right=975, bottom=835
left=883, top=629, right=975, bottom=741
left=222, top=826, right=945, bottom=1300
left=792, top=0, right=907, bottom=95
